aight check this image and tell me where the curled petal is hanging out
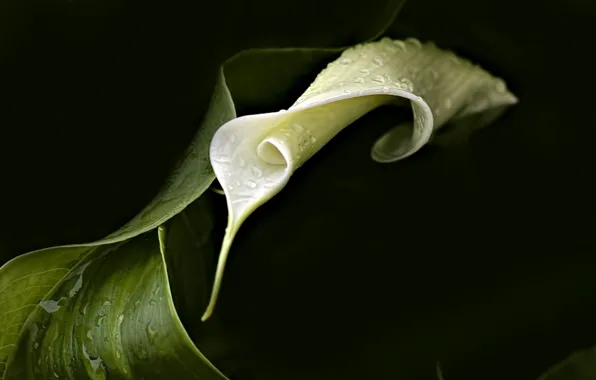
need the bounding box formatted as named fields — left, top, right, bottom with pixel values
left=203, top=38, right=518, bottom=320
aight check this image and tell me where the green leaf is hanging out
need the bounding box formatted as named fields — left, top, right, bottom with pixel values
left=4, top=194, right=226, bottom=380
left=0, top=69, right=235, bottom=379
left=537, top=347, right=596, bottom=380
left=202, top=37, right=518, bottom=320
left=0, top=247, right=91, bottom=377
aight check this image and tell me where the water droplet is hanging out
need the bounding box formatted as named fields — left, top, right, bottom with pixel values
left=95, top=315, right=106, bottom=327
left=149, top=299, right=157, bottom=306
left=134, top=300, right=141, bottom=310
left=406, top=38, right=422, bottom=48
left=359, top=68, right=369, bottom=74
left=373, top=56, right=383, bottom=66
left=138, top=347, right=148, bottom=360
left=292, top=123, right=304, bottom=133
left=393, top=40, right=406, bottom=51
left=152, top=284, right=161, bottom=296
left=102, top=300, right=111, bottom=307
left=117, top=314, right=124, bottom=324
left=104, top=336, right=110, bottom=343
left=68, top=275, right=83, bottom=298
left=340, top=58, right=352, bottom=65
left=39, top=300, right=61, bottom=313
left=33, top=342, right=39, bottom=349
left=354, top=77, right=364, bottom=84
left=246, top=180, right=257, bottom=189
left=116, top=350, right=122, bottom=359
left=85, top=352, right=103, bottom=372
left=444, top=99, right=452, bottom=109
left=310, top=136, right=317, bottom=144
left=238, top=158, right=246, bottom=167
left=86, top=330, right=93, bottom=340
left=399, top=78, right=414, bottom=91
left=343, top=89, right=351, bottom=94
left=372, top=75, right=385, bottom=83
left=146, top=324, right=158, bottom=344
left=251, top=167, right=263, bottom=178
left=79, top=303, right=89, bottom=315
left=54, top=372, right=59, bottom=378
left=37, top=357, right=41, bottom=365
left=385, top=45, right=398, bottom=54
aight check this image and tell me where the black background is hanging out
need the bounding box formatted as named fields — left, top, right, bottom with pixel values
left=1, top=0, right=595, bottom=379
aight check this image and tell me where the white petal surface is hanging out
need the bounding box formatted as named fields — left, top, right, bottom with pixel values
left=203, top=38, right=518, bottom=320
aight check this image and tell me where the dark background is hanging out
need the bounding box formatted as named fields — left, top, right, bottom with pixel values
left=1, top=0, right=595, bottom=379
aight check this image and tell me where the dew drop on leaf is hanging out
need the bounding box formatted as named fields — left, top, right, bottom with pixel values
left=251, top=167, right=263, bottom=178
left=95, top=315, right=106, bottom=327
left=138, top=347, right=148, bottom=360
left=372, top=75, right=385, bottom=83
left=79, top=303, right=89, bottom=315
left=39, top=299, right=61, bottom=313
left=146, top=324, right=158, bottom=344
left=152, top=285, right=161, bottom=296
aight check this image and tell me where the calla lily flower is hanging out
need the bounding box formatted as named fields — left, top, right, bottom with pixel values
left=203, top=37, right=518, bottom=320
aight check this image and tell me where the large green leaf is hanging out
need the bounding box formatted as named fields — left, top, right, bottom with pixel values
left=4, top=194, right=225, bottom=380
left=0, top=69, right=235, bottom=379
